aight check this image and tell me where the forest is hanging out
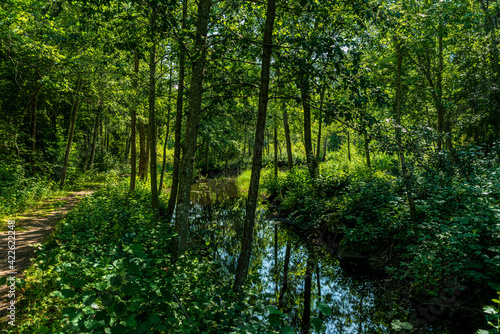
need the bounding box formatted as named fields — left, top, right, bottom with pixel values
left=1, top=0, right=500, bottom=333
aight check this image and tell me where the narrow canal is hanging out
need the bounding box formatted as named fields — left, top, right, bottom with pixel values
left=188, top=176, right=473, bottom=334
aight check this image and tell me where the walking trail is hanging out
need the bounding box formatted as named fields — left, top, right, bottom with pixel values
left=0, top=190, right=92, bottom=317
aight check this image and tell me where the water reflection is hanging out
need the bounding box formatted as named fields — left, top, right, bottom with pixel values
left=188, top=176, right=456, bottom=334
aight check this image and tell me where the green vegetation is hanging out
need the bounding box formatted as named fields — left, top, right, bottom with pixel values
left=2, top=0, right=500, bottom=332
left=3, top=181, right=284, bottom=333
left=265, top=144, right=500, bottom=300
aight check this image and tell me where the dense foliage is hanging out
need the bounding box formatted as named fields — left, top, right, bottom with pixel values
left=2, top=181, right=291, bottom=333
left=265, top=143, right=500, bottom=298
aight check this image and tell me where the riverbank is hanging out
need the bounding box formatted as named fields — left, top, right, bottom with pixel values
left=263, top=146, right=500, bottom=332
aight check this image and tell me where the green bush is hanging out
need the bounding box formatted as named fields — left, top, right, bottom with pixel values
left=0, top=155, right=59, bottom=217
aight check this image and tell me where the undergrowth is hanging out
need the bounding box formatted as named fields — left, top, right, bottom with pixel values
left=264, top=144, right=500, bottom=297
left=1, top=180, right=282, bottom=333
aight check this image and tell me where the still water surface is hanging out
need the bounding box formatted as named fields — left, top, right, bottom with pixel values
left=188, top=176, right=466, bottom=333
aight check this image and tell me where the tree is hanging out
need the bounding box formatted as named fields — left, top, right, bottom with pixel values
left=233, top=0, right=276, bottom=293
left=174, top=0, right=212, bottom=256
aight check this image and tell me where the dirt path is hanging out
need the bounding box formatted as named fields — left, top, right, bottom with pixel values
left=0, top=190, right=92, bottom=317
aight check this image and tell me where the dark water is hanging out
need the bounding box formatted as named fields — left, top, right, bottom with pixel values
left=188, top=177, right=473, bottom=334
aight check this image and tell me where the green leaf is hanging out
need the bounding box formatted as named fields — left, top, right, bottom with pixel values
left=267, top=305, right=279, bottom=314
left=311, top=317, right=326, bottom=332
left=101, top=293, right=114, bottom=306
left=484, top=305, right=498, bottom=314
left=391, top=320, right=403, bottom=331
left=269, top=313, right=280, bottom=328
left=402, top=322, right=414, bottom=330
left=127, top=262, right=142, bottom=276
left=130, top=244, right=147, bottom=259
left=476, top=330, right=490, bottom=334
left=84, top=319, right=101, bottom=330
left=149, top=313, right=160, bottom=324
left=123, top=315, right=136, bottom=327
left=51, top=290, right=63, bottom=298
left=317, top=302, right=332, bottom=316
left=110, top=275, right=123, bottom=287
left=114, top=302, right=127, bottom=316
left=62, top=307, right=79, bottom=321
left=61, top=289, right=75, bottom=298
left=122, top=282, right=139, bottom=296
left=83, top=293, right=97, bottom=306
left=280, top=325, right=294, bottom=334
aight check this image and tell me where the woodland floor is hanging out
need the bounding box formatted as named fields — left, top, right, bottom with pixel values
left=0, top=190, right=92, bottom=317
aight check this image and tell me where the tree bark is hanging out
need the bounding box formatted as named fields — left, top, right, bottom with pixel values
left=30, top=82, right=43, bottom=170
left=316, top=87, right=325, bottom=162
left=138, top=122, right=147, bottom=180
left=299, top=73, right=317, bottom=178
left=174, top=0, right=212, bottom=256
left=283, top=97, right=293, bottom=170
left=233, top=0, right=276, bottom=293
left=394, top=38, right=417, bottom=221
left=347, top=130, right=351, bottom=162
left=148, top=9, right=159, bottom=214
left=159, top=64, right=173, bottom=195
left=300, top=253, right=315, bottom=334
left=84, top=129, right=89, bottom=170
left=145, top=123, right=150, bottom=181
left=364, top=132, right=371, bottom=168
left=130, top=50, right=139, bottom=192
left=60, top=79, right=83, bottom=189
left=278, top=241, right=291, bottom=309
left=165, top=0, right=188, bottom=224
left=274, top=223, right=278, bottom=296
left=322, top=132, right=327, bottom=161
left=274, top=117, right=278, bottom=177
left=88, top=102, right=101, bottom=171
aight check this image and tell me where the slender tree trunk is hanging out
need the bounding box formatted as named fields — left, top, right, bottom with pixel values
left=436, top=21, right=451, bottom=150
left=159, top=66, right=173, bottom=195
left=278, top=241, right=291, bottom=309
left=299, top=74, right=317, bottom=178
left=30, top=82, right=42, bottom=170
left=274, top=118, right=278, bottom=177
left=243, top=123, right=247, bottom=159
left=274, top=223, right=278, bottom=296
left=316, top=263, right=321, bottom=299
left=174, top=0, right=212, bottom=256
left=88, top=103, right=101, bottom=171
left=138, top=122, right=147, bottom=180
left=283, top=101, right=293, bottom=170
left=233, top=0, right=276, bottom=293
left=130, top=50, right=139, bottom=191
left=480, top=0, right=500, bottom=136
left=125, top=133, right=130, bottom=162
left=347, top=130, right=351, bottom=162
left=60, top=79, right=83, bottom=189
left=100, top=115, right=103, bottom=154
left=364, top=132, right=371, bottom=168
left=394, top=38, right=416, bottom=221
left=166, top=0, right=188, bottom=224
left=316, top=87, right=325, bottom=162
left=84, top=129, right=89, bottom=170
left=301, top=253, right=315, bottom=334
left=145, top=124, right=150, bottom=181
left=148, top=10, right=159, bottom=214
left=322, top=133, right=327, bottom=161
left=106, top=118, right=109, bottom=151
